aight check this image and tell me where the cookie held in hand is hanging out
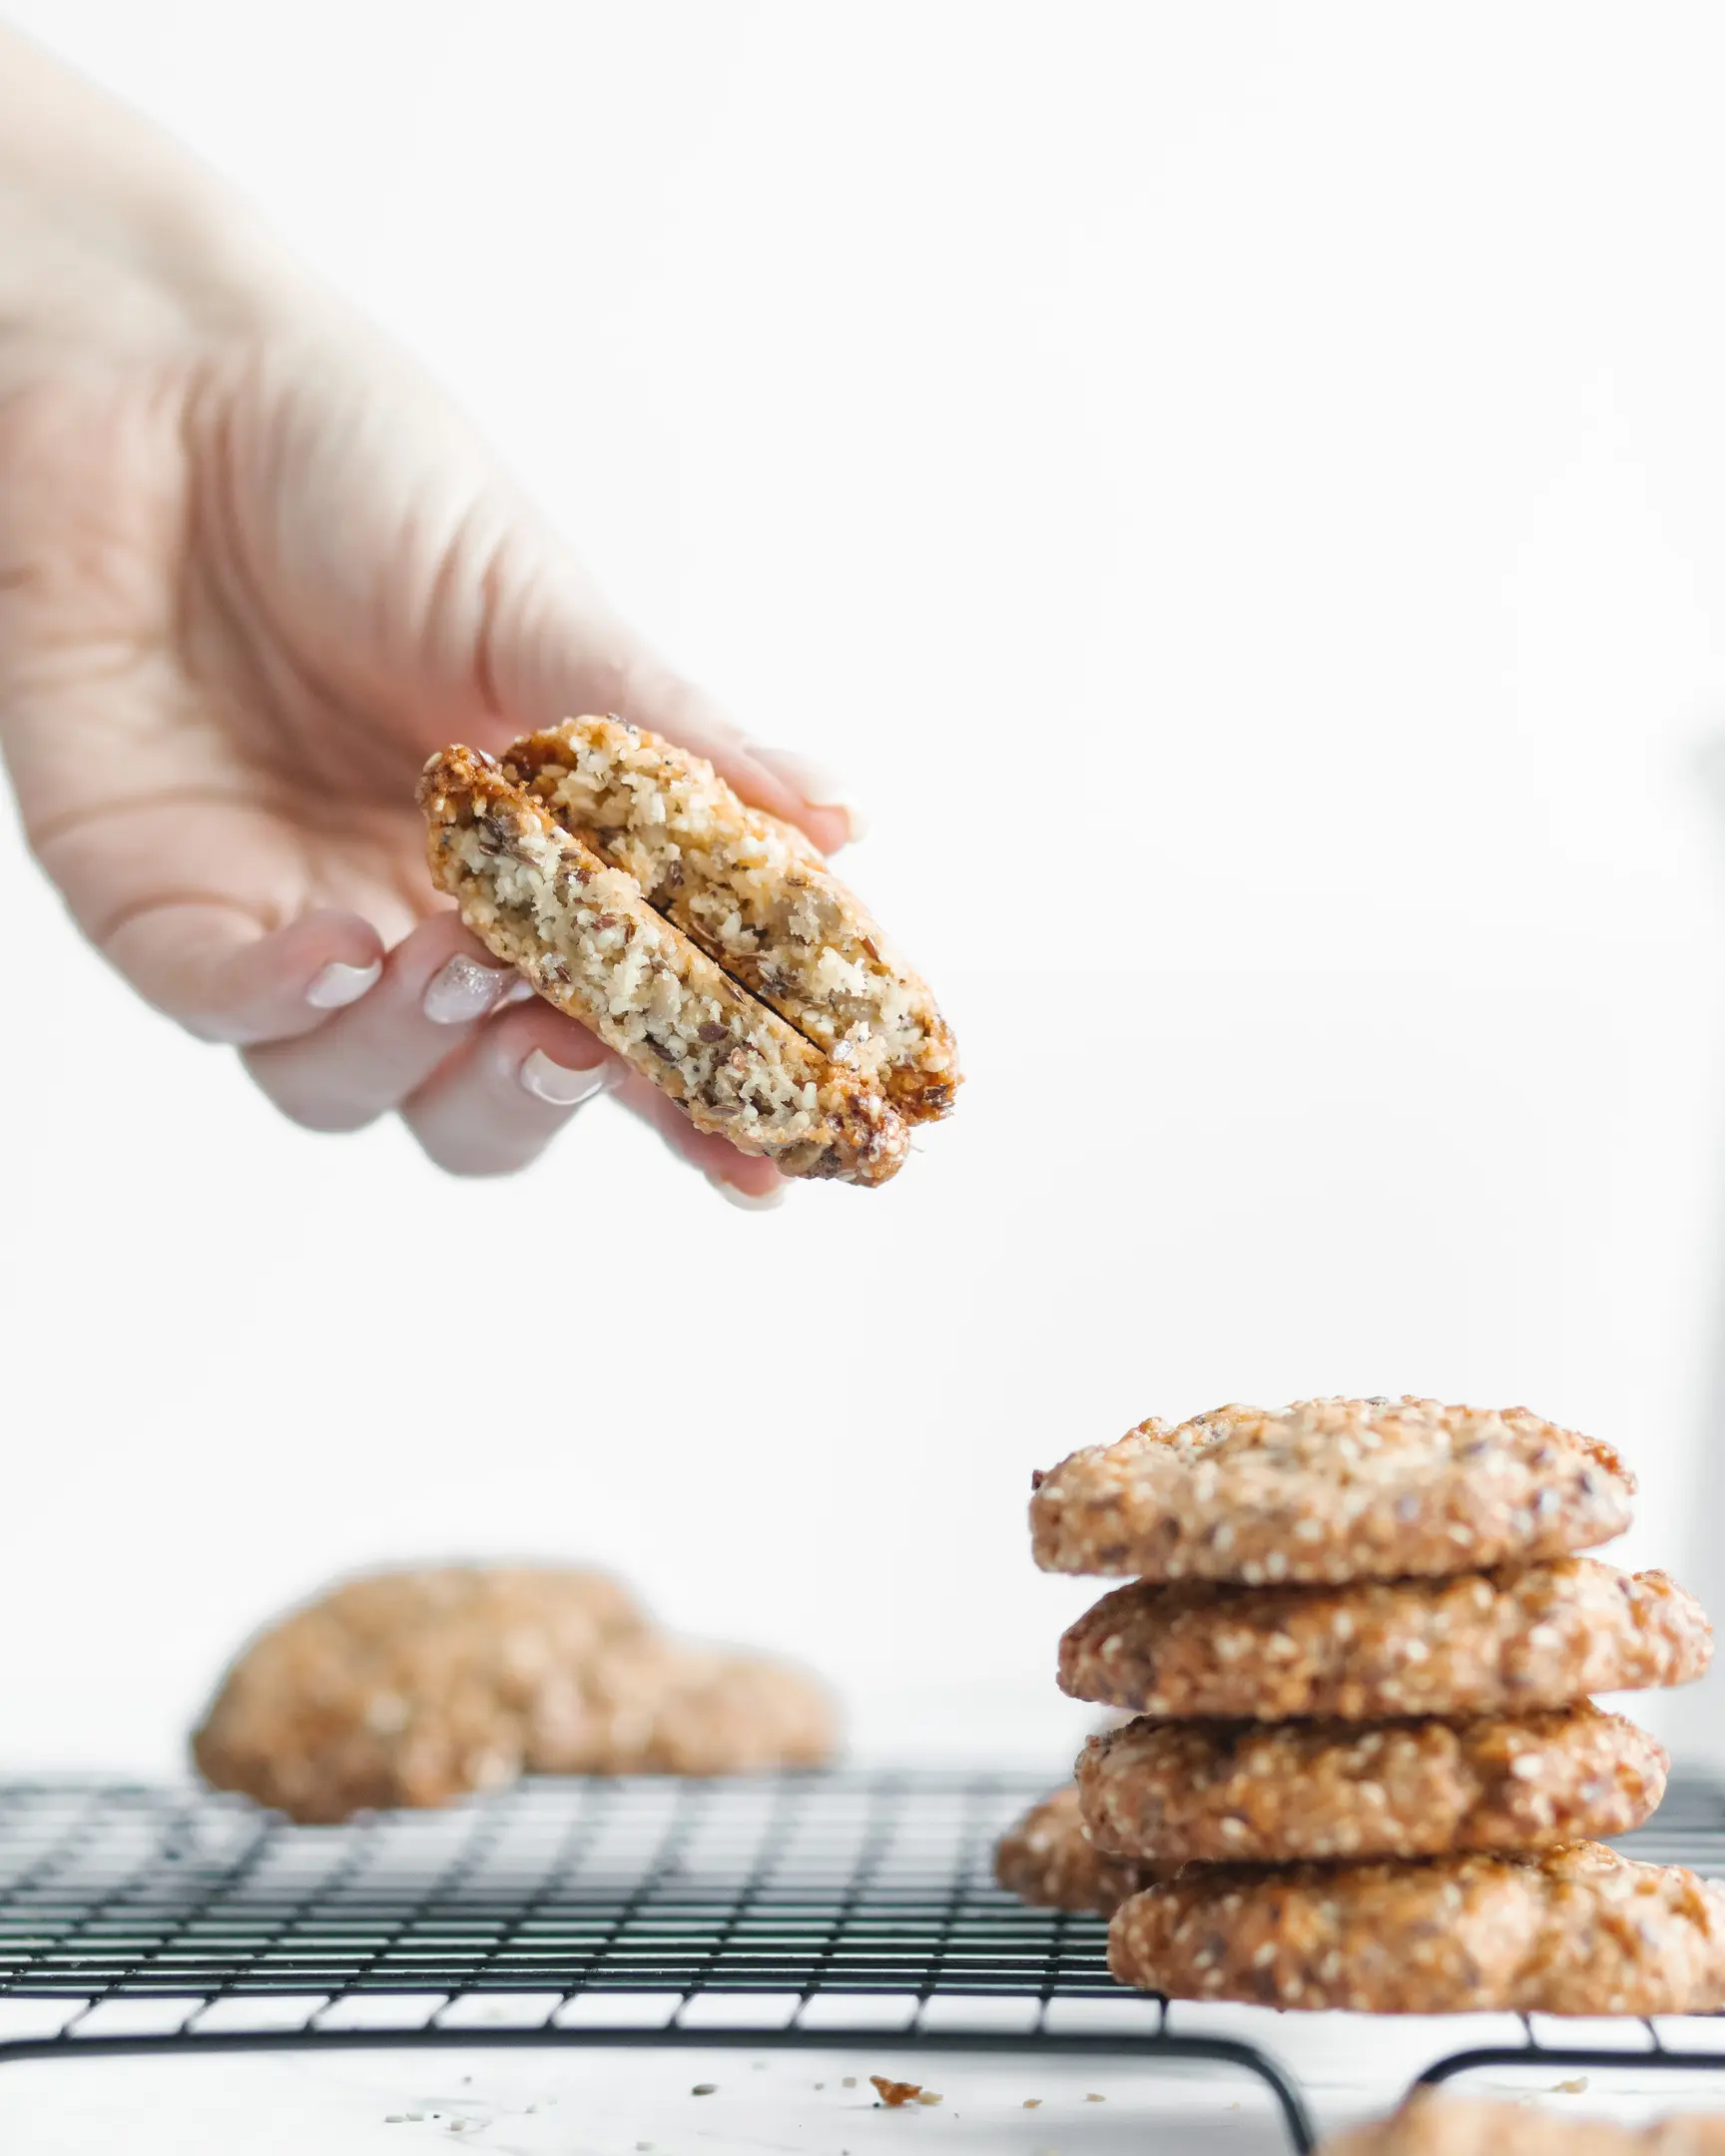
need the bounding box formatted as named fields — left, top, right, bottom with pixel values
left=418, top=717, right=958, bottom=1183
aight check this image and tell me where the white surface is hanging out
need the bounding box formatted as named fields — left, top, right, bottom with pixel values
left=4, top=2038, right=1725, bottom=2156
left=7, top=5, right=1725, bottom=2142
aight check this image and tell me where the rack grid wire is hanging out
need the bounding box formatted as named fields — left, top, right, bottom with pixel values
left=0, top=1770, right=1723, bottom=2153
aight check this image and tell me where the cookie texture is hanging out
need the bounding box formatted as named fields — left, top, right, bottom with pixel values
left=193, top=1566, right=835, bottom=1824
left=1030, top=1397, right=1634, bottom=1583
left=419, top=745, right=908, bottom=1183
left=1107, top=1841, right=1725, bottom=2014
left=1077, top=1704, right=1665, bottom=1864
left=1323, top=2093, right=1725, bottom=2154
left=1058, top=1561, right=1711, bottom=1721
left=992, top=1785, right=1172, bottom=1916
left=505, top=718, right=958, bottom=1122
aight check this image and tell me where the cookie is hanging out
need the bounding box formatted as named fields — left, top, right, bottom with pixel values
left=551, top=1635, right=836, bottom=1777
left=1323, top=2093, right=1725, bottom=2154
left=1077, top=1704, right=1665, bottom=1864
left=1108, top=1840, right=1725, bottom=2014
left=1058, top=1561, right=1711, bottom=1720
left=192, top=1565, right=835, bottom=1823
left=418, top=745, right=908, bottom=1183
left=1030, top=1397, right=1634, bottom=1583
left=505, top=718, right=958, bottom=1122
left=992, top=1785, right=1173, bottom=1916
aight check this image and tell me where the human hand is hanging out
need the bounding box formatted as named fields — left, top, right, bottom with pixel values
left=0, top=30, right=862, bottom=1203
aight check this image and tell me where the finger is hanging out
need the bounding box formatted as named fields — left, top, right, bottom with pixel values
left=608, top=655, right=865, bottom=858
left=101, top=901, right=387, bottom=1047
left=612, top=1070, right=790, bottom=1211
left=399, top=997, right=625, bottom=1177
left=458, top=531, right=863, bottom=854
left=243, top=911, right=520, bottom=1132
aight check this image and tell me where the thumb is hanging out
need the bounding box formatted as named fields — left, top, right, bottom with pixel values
left=455, top=521, right=863, bottom=854
left=101, top=900, right=385, bottom=1045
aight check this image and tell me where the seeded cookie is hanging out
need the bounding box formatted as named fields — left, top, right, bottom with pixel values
left=419, top=745, right=909, bottom=1183
left=1058, top=1562, right=1711, bottom=1720
left=1030, top=1397, right=1634, bottom=1583
left=1108, top=1840, right=1725, bottom=2014
left=992, top=1785, right=1173, bottom=1915
left=504, top=718, right=958, bottom=1122
left=1077, top=1704, right=1665, bottom=1864
left=193, top=1566, right=835, bottom=1824
left=1323, top=2094, right=1725, bottom=2155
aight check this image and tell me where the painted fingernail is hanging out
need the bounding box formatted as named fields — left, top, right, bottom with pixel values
left=747, top=747, right=869, bottom=841
left=706, top=1171, right=788, bottom=1212
left=423, top=954, right=512, bottom=1025
left=305, top=958, right=381, bottom=1011
left=520, top=1050, right=618, bottom=1108
left=499, top=973, right=538, bottom=1006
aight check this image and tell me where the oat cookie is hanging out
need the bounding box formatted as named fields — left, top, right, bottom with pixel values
left=992, top=1785, right=1173, bottom=1916
left=1108, top=1840, right=1725, bottom=2014
left=1030, top=1397, right=1634, bottom=1583
left=1078, top=1704, right=1664, bottom=1864
left=193, top=1565, right=834, bottom=1823
left=1323, top=2093, right=1725, bottom=2154
left=419, top=745, right=908, bottom=1183
left=1058, top=1561, right=1710, bottom=1720
left=545, top=1635, right=836, bottom=1777
left=505, top=718, right=958, bottom=1122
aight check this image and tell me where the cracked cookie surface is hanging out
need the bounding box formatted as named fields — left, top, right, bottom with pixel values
left=1077, top=1703, right=1665, bottom=1863
left=1031, top=1397, right=1634, bottom=1583
left=1108, top=1840, right=1725, bottom=2014
left=1058, top=1561, right=1710, bottom=1720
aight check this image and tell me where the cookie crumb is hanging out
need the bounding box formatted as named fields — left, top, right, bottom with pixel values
left=692, top=2082, right=718, bottom=2095
left=870, top=2075, right=923, bottom=2107
left=1553, top=2076, right=1589, bottom=2094
left=842, top=2075, right=858, bottom=2088
left=1023, top=2097, right=1043, bottom=2107
left=915, top=2090, right=942, bottom=2106
left=1085, top=2092, right=1105, bottom=2102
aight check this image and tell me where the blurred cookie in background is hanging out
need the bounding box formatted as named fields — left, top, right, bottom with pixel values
left=192, top=1563, right=836, bottom=1823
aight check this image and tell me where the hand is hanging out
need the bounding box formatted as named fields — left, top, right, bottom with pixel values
left=0, top=31, right=862, bottom=1202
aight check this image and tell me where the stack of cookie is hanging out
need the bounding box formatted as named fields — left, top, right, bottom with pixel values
left=1002, top=1395, right=1725, bottom=2015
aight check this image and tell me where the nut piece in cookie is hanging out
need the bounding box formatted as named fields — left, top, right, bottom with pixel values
left=1058, top=1561, right=1711, bottom=1721
left=1077, top=1703, right=1666, bottom=1864
left=1108, top=1840, right=1725, bottom=2015
left=418, top=745, right=908, bottom=1184
left=1030, top=1396, right=1634, bottom=1583
left=992, top=1784, right=1174, bottom=1916
left=505, top=718, right=959, bottom=1122
left=192, top=1565, right=836, bottom=1824
left=1322, top=2091, right=1725, bottom=2154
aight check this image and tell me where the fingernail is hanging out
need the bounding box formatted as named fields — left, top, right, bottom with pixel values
left=499, top=974, right=538, bottom=1006
left=423, top=954, right=512, bottom=1025
left=706, top=1171, right=788, bottom=1212
left=520, top=1050, right=618, bottom=1108
left=747, top=747, right=869, bottom=841
left=305, top=959, right=381, bottom=1010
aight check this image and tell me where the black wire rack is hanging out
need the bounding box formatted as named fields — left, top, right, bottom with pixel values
left=0, top=1772, right=1723, bottom=2153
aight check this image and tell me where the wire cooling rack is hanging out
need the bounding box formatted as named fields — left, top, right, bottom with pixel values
left=0, top=1772, right=1723, bottom=2154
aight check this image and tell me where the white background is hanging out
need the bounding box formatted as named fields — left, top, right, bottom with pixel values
left=5, top=0, right=1725, bottom=1787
